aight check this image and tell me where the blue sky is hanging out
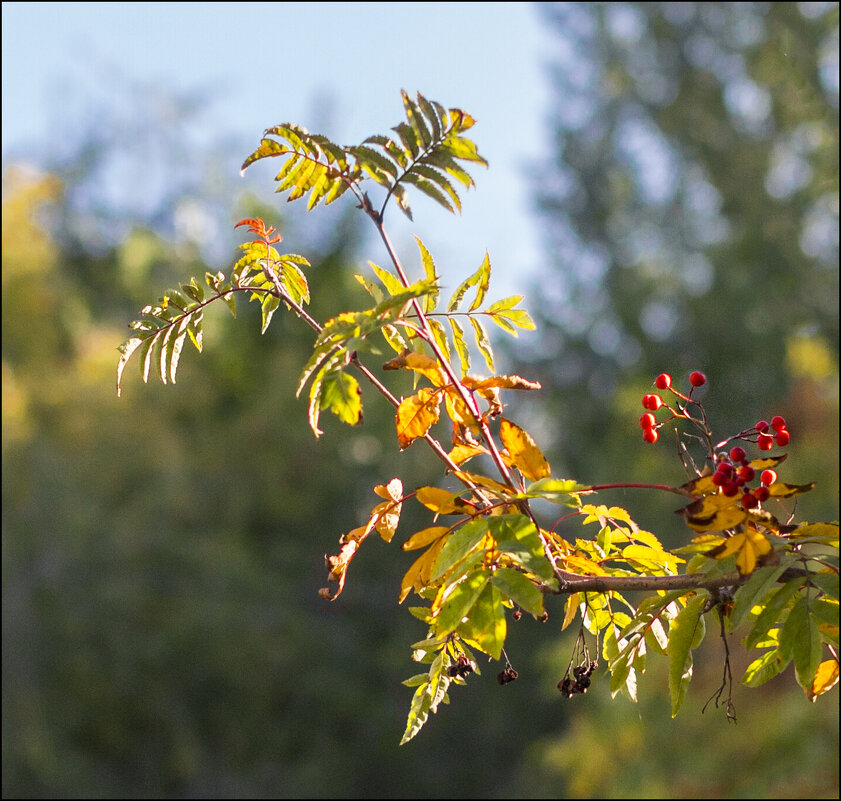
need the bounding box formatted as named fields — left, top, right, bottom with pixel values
left=2, top=2, right=556, bottom=295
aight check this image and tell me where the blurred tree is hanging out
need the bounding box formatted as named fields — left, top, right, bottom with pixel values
left=525, top=1, right=838, bottom=531
left=508, top=2, right=839, bottom=797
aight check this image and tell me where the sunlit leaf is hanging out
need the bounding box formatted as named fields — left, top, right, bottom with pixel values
left=499, top=418, right=550, bottom=482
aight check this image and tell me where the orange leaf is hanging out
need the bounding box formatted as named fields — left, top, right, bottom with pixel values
left=396, top=387, right=441, bottom=449
left=806, top=659, right=839, bottom=701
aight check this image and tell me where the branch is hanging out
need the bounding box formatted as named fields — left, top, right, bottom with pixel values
left=546, top=566, right=813, bottom=595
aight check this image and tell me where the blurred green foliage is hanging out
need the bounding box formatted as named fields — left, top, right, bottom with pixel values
left=526, top=1, right=838, bottom=536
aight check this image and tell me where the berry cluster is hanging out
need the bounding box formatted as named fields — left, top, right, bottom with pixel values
left=639, top=371, right=707, bottom=444
left=712, top=446, right=779, bottom=509
left=755, top=415, right=791, bottom=450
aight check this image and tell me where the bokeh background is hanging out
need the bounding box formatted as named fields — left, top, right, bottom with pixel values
left=3, top=2, right=838, bottom=798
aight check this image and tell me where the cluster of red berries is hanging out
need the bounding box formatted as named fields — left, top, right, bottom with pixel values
left=639, top=371, right=706, bottom=443
left=755, top=416, right=790, bottom=450
left=712, top=446, right=780, bottom=509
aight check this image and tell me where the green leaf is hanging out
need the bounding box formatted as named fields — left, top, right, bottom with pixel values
left=744, top=577, right=803, bottom=650
left=449, top=317, right=470, bottom=376
left=431, top=519, right=488, bottom=582
left=780, top=597, right=822, bottom=690
left=491, top=568, right=545, bottom=617
left=668, top=593, right=707, bottom=717
left=524, top=477, right=589, bottom=506
left=318, top=370, right=362, bottom=427
left=434, top=570, right=491, bottom=635
left=742, top=645, right=790, bottom=687
left=470, top=316, right=494, bottom=373
left=729, top=565, right=787, bottom=629
left=414, top=237, right=439, bottom=313
left=489, top=514, right=554, bottom=581
left=458, top=582, right=506, bottom=659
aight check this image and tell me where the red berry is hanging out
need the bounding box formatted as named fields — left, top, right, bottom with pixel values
left=775, top=429, right=790, bottom=447
left=729, top=446, right=746, bottom=463
left=741, top=493, right=759, bottom=509
left=654, top=373, right=672, bottom=390
left=639, top=413, right=657, bottom=429
left=642, top=427, right=659, bottom=444
left=642, top=394, right=664, bottom=410
left=738, top=465, right=755, bottom=482
left=689, top=371, right=707, bottom=387
left=758, top=433, right=774, bottom=451
left=722, top=482, right=740, bottom=497
left=770, top=415, right=786, bottom=431
left=712, top=471, right=728, bottom=486
left=754, top=486, right=770, bottom=502
left=760, top=469, right=777, bottom=486
left=755, top=420, right=770, bottom=433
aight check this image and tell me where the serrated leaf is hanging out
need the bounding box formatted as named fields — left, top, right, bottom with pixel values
left=470, top=316, right=494, bottom=373
left=449, top=317, right=470, bottom=376
left=319, top=370, right=362, bottom=426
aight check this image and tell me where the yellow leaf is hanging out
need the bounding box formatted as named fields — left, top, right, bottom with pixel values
left=463, top=374, right=542, bottom=391
left=447, top=443, right=487, bottom=465
left=453, top=469, right=513, bottom=496
left=399, top=538, right=447, bottom=602
left=383, top=349, right=447, bottom=386
left=372, top=478, right=403, bottom=542
left=402, top=526, right=449, bottom=551
left=788, top=522, right=840, bottom=546
left=716, top=526, right=772, bottom=575
left=396, top=387, right=441, bottom=449
left=442, top=386, right=478, bottom=431
left=415, top=486, right=472, bottom=514
left=806, top=659, right=839, bottom=701
left=562, top=592, right=581, bottom=630
left=681, top=493, right=748, bottom=532
left=499, top=418, right=550, bottom=481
